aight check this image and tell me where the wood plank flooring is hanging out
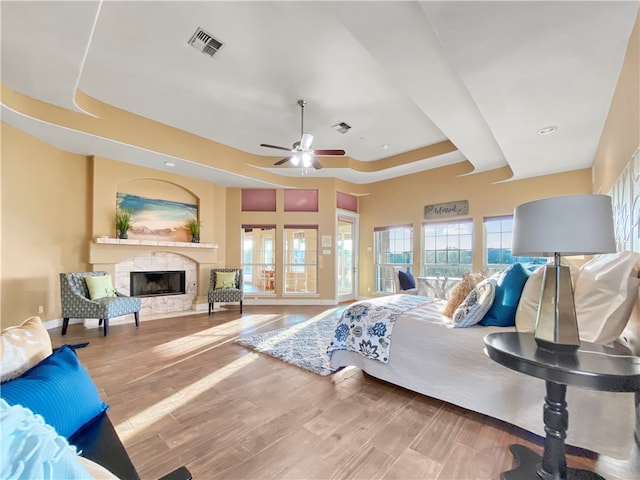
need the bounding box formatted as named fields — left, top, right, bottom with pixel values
left=49, top=306, right=640, bottom=480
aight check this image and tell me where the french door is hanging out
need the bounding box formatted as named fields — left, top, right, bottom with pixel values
left=337, top=211, right=359, bottom=302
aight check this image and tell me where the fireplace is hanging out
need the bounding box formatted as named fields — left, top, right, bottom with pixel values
left=130, top=271, right=186, bottom=297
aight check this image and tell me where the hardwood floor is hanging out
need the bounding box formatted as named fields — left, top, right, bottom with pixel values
left=50, top=306, right=640, bottom=480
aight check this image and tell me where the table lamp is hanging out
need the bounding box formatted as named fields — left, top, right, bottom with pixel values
left=512, top=194, right=616, bottom=353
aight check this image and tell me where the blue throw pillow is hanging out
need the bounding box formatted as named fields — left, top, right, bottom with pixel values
left=0, top=345, right=108, bottom=439
left=479, top=263, right=531, bottom=327
left=398, top=270, right=416, bottom=290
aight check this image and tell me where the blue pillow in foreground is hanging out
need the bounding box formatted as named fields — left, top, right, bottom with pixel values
left=398, top=270, right=416, bottom=290
left=479, top=263, right=531, bottom=327
left=0, top=345, right=108, bottom=439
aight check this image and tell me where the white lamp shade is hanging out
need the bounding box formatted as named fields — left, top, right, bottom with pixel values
left=512, top=194, right=616, bottom=256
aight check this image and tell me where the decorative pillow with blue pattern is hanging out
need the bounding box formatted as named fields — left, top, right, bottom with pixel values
left=452, top=278, right=497, bottom=328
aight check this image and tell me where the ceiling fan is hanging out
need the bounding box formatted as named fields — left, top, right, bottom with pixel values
left=260, top=99, right=345, bottom=170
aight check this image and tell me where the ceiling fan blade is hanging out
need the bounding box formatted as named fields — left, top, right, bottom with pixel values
left=260, top=143, right=292, bottom=152
left=300, top=133, right=314, bottom=151
left=274, top=157, right=292, bottom=166
left=312, top=149, right=345, bottom=156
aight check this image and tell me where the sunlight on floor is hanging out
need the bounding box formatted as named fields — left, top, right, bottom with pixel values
left=116, top=353, right=259, bottom=442
left=116, top=308, right=343, bottom=443
left=251, top=308, right=340, bottom=348
left=151, top=314, right=281, bottom=359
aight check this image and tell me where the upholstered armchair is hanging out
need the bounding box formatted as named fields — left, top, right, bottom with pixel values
left=60, top=272, right=141, bottom=336
left=208, top=268, right=243, bottom=315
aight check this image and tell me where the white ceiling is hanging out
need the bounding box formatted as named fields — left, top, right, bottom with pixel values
left=1, top=1, right=638, bottom=187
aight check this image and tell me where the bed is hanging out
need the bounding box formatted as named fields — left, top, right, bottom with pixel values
left=328, top=293, right=639, bottom=460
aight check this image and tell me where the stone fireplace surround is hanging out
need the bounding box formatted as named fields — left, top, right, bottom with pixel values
left=89, top=238, right=218, bottom=318
left=116, top=253, right=195, bottom=315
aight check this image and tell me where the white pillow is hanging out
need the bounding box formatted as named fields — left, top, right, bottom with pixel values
left=0, top=316, right=53, bottom=383
left=515, top=261, right=580, bottom=333
left=0, top=399, right=93, bottom=479
left=452, top=278, right=496, bottom=328
left=574, top=251, right=640, bottom=345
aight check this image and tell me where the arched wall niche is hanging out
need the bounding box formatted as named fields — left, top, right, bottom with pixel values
left=117, top=178, right=199, bottom=207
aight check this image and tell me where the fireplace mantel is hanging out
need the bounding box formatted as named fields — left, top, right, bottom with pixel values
left=90, top=237, right=218, bottom=265
left=95, top=237, right=217, bottom=249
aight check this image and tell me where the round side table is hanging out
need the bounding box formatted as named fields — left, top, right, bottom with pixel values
left=484, top=331, right=640, bottom=480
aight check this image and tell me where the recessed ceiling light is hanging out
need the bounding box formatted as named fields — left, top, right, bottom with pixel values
left=537, top=126, right=558, bottom=135
left=381, top=144, right=390, bottom=149
left=164, top=161, right=175, bottom=167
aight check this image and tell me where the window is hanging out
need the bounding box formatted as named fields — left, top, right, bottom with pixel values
left=241, top=225, right=276, bottom=294
left=374, top=225, right=413, bottom=293
left=422, top=220, right=473, bottom=279
left=283, top=225, right=317, bottom=294
left=485, top=216, right=548, bottom=275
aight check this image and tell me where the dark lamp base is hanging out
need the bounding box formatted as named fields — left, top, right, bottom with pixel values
left=534, top=337, right=580, bottom=355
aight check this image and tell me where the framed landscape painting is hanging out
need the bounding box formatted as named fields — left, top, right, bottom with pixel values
left=116, top=193, right=197, bottom=242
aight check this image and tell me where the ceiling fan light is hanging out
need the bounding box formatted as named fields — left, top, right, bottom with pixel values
left=302, top=153, right=312, bottom=168
left=291, top=155, right=300, bottom=166
left=300, top=133, right=314, bottom=151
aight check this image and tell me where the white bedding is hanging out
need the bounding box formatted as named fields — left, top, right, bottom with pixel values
left=328, top=294, right=636, bottom=459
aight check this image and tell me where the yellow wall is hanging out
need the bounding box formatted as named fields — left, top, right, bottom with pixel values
left=0, top=128, right=229, bottom=328
left=357, top=163, right=591, bottom=296
left=592, top=10, right=640, bottom=194
left=1, top=124, right=91, bottom=326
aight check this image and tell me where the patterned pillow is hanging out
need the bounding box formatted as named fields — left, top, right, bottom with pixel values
left=442, top=272, right=486, bottom=317
left=0, top=316, right=52, bottom=383
left=452, top=278, right=497, bottom=328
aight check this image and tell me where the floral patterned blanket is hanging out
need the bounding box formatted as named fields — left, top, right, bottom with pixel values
left=327, top=294, right=437, bottom=363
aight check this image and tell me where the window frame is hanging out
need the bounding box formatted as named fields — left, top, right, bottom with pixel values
left=421, top=218, right=473, bottom=279
left=373, top=224, right=413, bottom=293
left=484, top=215, right=548, bottom=275
left=241, top=224, right=276, bottom=295
left=283, top=225, right=318, bottom=295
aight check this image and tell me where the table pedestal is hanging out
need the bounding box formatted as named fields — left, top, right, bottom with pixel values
left=501, top=381, right=604, bottom=480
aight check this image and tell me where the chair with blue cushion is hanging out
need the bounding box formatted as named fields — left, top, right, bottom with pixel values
left=60, top=272, right=141, bottom=336
left=208, top=268, right=243, bottom=315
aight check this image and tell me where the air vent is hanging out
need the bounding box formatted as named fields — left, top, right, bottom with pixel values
left=188, top=27, right=224, bottom=58
left=332, top=122, right=351, bottom=134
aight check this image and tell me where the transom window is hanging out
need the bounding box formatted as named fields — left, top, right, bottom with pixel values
left=422, top=219, right=473, bottom=279
left=485, top=216, right=548, bottom=275
left=374, top=224, right=413, bottom=293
